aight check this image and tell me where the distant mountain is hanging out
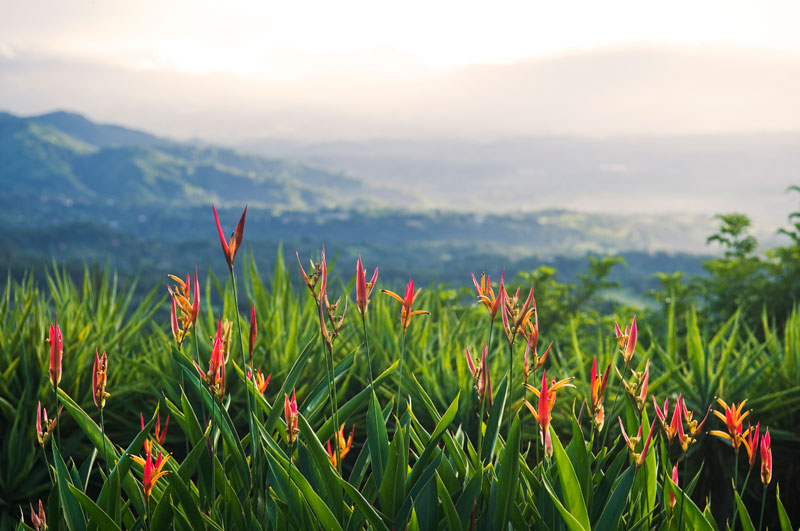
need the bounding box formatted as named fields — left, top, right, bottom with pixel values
left=0, top=110, right=381, bottom=211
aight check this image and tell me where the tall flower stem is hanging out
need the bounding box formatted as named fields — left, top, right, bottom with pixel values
left=394, top=330, right=408, bottom=421
left=41, top=446, right=53, bottom=484
left=323, top=338, right=342, bottom=475
left=210, top=395, right=218, bottom=517
left=53, top=384, right=60, bottom=449
left=100, top=407, right=109, bottom=476
left=757, top=487, right=767, bottom=531
left=599, top=370, right=625, bottom=452
left=677, top=453, right=687, bottom=531
left=230, top=270, right=257, bottom=484
left=506, top=339, right=515, bottom=436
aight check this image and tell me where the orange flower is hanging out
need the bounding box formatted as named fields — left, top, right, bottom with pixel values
left=254, top=367, right=271, bottom=394
left=619, top=416, right=657, bottom=468
left=48, top=318, right=63, bottom=387
left=654, top=394, right=687, bottom=447
left=132, top=450, right=169, bottom=505
left=194, top=317, right=226, bottom=398
left=36, top=401, right=62, bottom=447
left=524, top=370, right=573, bottom=461
left=382, top=279, right=429, bottom=331
left=284, top=390, right=299, bottom=443
left=140, top=411, right=170, bottom=456
left=760, top=427, right=772, bottom=486
left=710, top=398, right=750, bottom=453
left=327, top=424, right=355, bottom=468
left=614, top=315, right=637, bottom=367
left=590, top=356, right=611, bottom=430
left=167, top=269, right=200, bottom=345
left=465, top=345, right=493, bottom=406
left=742, top=422, right=760, bottom=471
left=92, top=350, right=109, bottom=409
left=618, top=360, right=649, bottom=412
left=356, top=254, right=379, bottom=319
left=213, top=204, right=247, bottom=271
left=500, top=276, right=535, bottom=346
left=522, top=315, right=551, bottom=385
left=471, top=272, right=502, bottom=321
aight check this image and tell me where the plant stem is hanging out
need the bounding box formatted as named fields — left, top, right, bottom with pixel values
left=506, top=339, right=515, bottom=437
left=599, top=372, right=624, bottom=452
left=395, top=330, right=408, bottom=421
left=210, top=395, right=217, bottom=518
left=323, top=338, right=342, bottom=476
left=53, top=384, right=60, bottom=449
left=230, top=270, right=257, bottom=484
left=757, top=486, right=767, bottom=531
left=361, top=316, right=375, bottom=386
left=677, top=453, right=687, bottom=531
left=100, top=407, right=109, bottom=475
left=41, top=445, right=53, bottom=484
left=477, top=395, right=487, bottom=467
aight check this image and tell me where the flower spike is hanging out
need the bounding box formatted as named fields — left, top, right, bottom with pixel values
left=356, top=254, right=379, bottom=319
left=285, top=390, right=299, bottom=443
left=213, top=203, right=247, bottom=271
left=48, top=318, right=63, bottom=387
left=29, top=499, right=46, bottom=531
left=382, top=279, right=429, bottom=331
left=760, top=427, right=772, bottom=486
left=92, top=350, right=109, bottom=409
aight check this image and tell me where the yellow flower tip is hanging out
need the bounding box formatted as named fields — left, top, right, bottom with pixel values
left=381, top=289, right=404, bottom=303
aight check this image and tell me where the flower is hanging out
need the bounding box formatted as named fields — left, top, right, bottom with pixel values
left=742, top=422, right=760, bottom=471
left=614, top=315, right=637, bottom=367
left=140, top=411, right=170, bottom=456
left=500, top=277, right=535, bottom=347
left=654, top=394, right=686, bottom=446
left=465, top=345, right=493, bottom=406
left=760, top=427, right=772, bottom=486
left=618, top=360, right=649, bottom=412
left=92, top=350, right=109, bottom=409
left=132, top=450, right=169, bottom=505
left=213, top=204, right=247, bottom=271
left=670, top=465, right=679, bottom=510
left=710, top=398, right=750, bottom=454
left=619, top=417, right=657, bottom=468
left=194, top=317, right=227, bottom=398
left=36, top=401, right=62, bottom=447
left=522, top=315, right=551, bottom=385
left=249, top=303, right=257, bottom=363
left=29, top=499, right=46, bottom=531
left=356, top=254, right=379, bottom=319
left=296, top=246, right=327, bottom=303
left=590, top=356, right=611, bottom=430
left=382, top=279, right=429, bottom=331
left=284, top=390, right=299, bottom=443
left=327, top=424, right=355, bottom=468
left=167, top=269, right=200, bottom=345
left=48, top=318, right=63, bottom=387
left=471, top=272, right=502, bottom=321
left=253, top=367, right=271, bottom=394
left=677, top=399, right=711, bottom=452
left=524, top=370, right=574, bottom=461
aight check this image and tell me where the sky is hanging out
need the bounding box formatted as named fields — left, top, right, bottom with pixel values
left=3, top=0, right=800, bottom=79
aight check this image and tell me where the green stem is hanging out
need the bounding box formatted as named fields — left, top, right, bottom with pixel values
left=506, top=339, right=515, bottom=437
left=210, top=395, right=217, bottom=517
left=53, top=384, right=60, bottom=449
left=323, top=338, right=342, bottom=476
left=230, top=270, right=257, bottom=483
left=599, top=374, right=624, bottom=452
left=477, top=395, right=487, bottom=467
left=757, top=485, right=767, bottom=531
left=41, top=445, right=53, bottom=484
left=395, top=330, right=408, bottom=421
left=741, top=468, right=752, bottom=498
left=100, top=407, right=109, bottom=476
left=361, top=316, right=375, bottom=386
left=677, top=453, right=687, bottom=531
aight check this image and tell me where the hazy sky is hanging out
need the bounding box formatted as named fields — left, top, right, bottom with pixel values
left=3, top=0, right=800, bottom=78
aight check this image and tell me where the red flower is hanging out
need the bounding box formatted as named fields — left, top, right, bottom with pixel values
left=29, top=499, right=46, bottom=531
left=213, top=204, right=247, bottom=271
left=36, top=401, right=62, bottom=447
left=132, top=450, right=169, bottom=505
left=619, top=416, right=657, bottom=468
left=48, top=318, right=63, bottom=387
left=524, top=370, right=573, bottom=461
left=92, top=350, right=109, bottom=408
left=194, top=317, right=226, bottom=398
left=254, top=367, right=271, bottom=394
left=167, top=269, right=200, bottom=345
left=356, top=254, right=379, bottom=318
left=743, top=422, right=760, bottom=470
left=471, top=272, right=502, bottom=321
left=710, top=398, right=750, bottom=453
left=614, top=315, right=637, bottom=367
left=590, top=356, right=611, bottom=430
left=522, top=313, right=551, bottom=384
left=382, top=279, right=429, bottom=331
left=285, top=390, right=299, bottom=443
left=465, top=345, right=493, bottom=406
left=670, top=465, right=679, bottom=510
left=760, top=427, right=772, bottom=486
left=326, top=424, right=355, bottom=468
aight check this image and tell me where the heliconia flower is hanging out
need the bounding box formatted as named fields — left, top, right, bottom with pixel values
left=710, top=398, right=750, bottom=453
left=296, top=248, right=327, bottom=302
left=522, top=314, right=551, bottom=384
left=619, top=360, right=650, bottom=412
left=356, top=254, right=379, bottom=318
left=614, top=315, right=637, bottom=367
left=742, top=422, right=760, bottom=470
left=670, top=465, right=679, bottom=510
left=654, top=396, right=670, bottom=433
left=194, top=317, right=227, bottom=398
left=619, top=416, right=657, bottom=468
left=213, top=204, right=247, bottom=271
left=760, top=427, right=772, bottom=486
left=524, top=370, right=574, bottom=461
left=382, top=279, right=430, bottom=331
left=471, top=272, right=502, bottom=321
left=465, top=345, right=493, bottom=406
left=48, top=318, right=63, bottom=387
left=500, top=276, right=535, bottom=346
left=29, top=499, right=46, bottom=531
left=140, top=411, right=170, bottom=456
left=249, top=303, right=257, bottom=363
left=284, top=390, right=299, bottom=443
left=36, top=401, right=62, bottom=447
left=167, top=269, right=201, bottom=345
left=132, top=450, right=170, bottom=505
left=326, top=424, right=355, bottom=468
left=92, top=350, right=109, bottom=409
left=254, top=367, right=271, bottom=394
left=681, top=400, right=711, bottom=438
left=590, top=356, right=611, bottom=430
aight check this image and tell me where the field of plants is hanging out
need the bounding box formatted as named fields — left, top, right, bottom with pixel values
left=2, top=205, right=800, bottom=530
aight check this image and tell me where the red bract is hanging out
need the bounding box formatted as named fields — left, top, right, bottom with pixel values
left=254, top=368, right=271, bottom=394
left=213, top=204, right=247, bottom=271
left=132, top=450, right=169, bottom=505
left=92, top=350, right=109, bottom=408
left=29, top=499, right=46, bottom=531
left=326, top=424, right=355, bottom=468
left=524, top=370, right=573, bottom=461
left=382, top=279, right=429, bottom=331
left=619, top=416, right=657, bottom=468
left=590, top=356, right=611, bottom=430
left=285, top=390, right=299, bottom=443
left=710, top=398, right=750, bottom=453
left=465, top=345, right=493, bottom=406
left=760, top=427, right=772, bottom=486
left=614, top=315, right=637, bottom=367
left=356, top=254, right=379, bottom=318
left=670, top=465, right=679, bottom=510
left=48, top=318, right=63, bottom=387
left=500, top=275, right=535, bottom=347
left=194, top=317, right=226, bottom=398
left=522, top=312, right=551, bottom=384
left=471, top=272, right=502, bottom=321
left=36, top=401, right=61, bottom=447
left=743, top=422, right=760, bottom=470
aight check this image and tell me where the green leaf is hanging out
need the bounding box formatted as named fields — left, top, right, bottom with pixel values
left=297, top=414, right=344, bottom=518
left=733, top=484, right=756, bottom=531
left=594, top=465, right=634, bottom=531
left=664, top=475, right=714, bottom=531
left=53, top=439, right=87, bottom=531
left=67, top=484, right=121, bottom=531
left=482, top=375, right=508, bottom=462
left=550, top=424, right=591, bottom=531
left=541, top=472, right=587, bottom=531
left=338, top=476, right=390, bottom=531
left=406, top=392, right=459, bottom=492
left=493, top=414, right=521, bottom=530
left=776, top=485, right=793, bottom=531
left=367, top=391, right=389, bottom=488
